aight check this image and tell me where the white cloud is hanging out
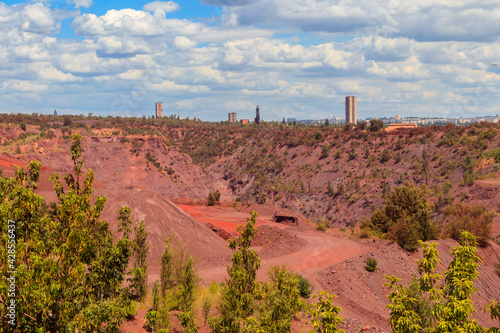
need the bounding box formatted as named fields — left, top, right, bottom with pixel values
left=21, top=3, right=59, bottom=33
left=39, top=67, right=80, bottom=82
left=0, top=1, right=499, bottom=119
left=173, top=36, right=197, bottom=50
left=1, top=79, right=48, bottom=93
left=143, top=1, right=180, bottom=13
left=218, top=0, right=500, bottom=42
left=69, top=0, right=93, bottom=9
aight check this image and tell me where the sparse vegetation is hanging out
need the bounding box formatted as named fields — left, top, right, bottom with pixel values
left=442, top=203, right=495, bottom=247
left=365, top=257, right=378, bottom=272
left=2, top=113, right=500, bottom=330
left=207, top=189, right=221, bottom=206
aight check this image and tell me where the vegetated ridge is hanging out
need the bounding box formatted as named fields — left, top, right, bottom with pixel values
left=1, top=113, right=500, bottom=331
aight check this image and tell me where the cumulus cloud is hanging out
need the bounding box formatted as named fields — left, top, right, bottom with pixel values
left=143, top=1, right=180, bottom=13
left=201, top=0, right=254, bottom=6
left=215, top=0, right=500, bottom=42
left=69, top=0, right=93, bottom=9
left=173, top=36, right=197, bottom=50
left=0, top=1, right=499, bottom=119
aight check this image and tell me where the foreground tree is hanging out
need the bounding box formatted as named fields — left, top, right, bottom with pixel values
left=0, top=134, right=135, bottom=331
left=210, top=211, right=261, bottom=332
left=307, top=291, right=344, bottom=333
left=386, top=231, right=485, bottom=332
left=177, top=257, right=198, bottom=332
left=129, top=218, right=149, bottom=301
left=248, top=265, right=304, bottom=332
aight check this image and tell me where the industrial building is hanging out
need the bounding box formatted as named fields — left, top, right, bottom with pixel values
left=255, top=105, right=260, bottom=125
left=228, top=112, right=237, bottom=123
left=345, top=96, right=357, bottom=124
left=155, top=102, right=163, bottom=119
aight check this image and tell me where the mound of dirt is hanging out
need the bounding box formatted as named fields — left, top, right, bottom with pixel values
left=252, top=225, right=307, bottom=259
left=205, top=222, right=235, bottom=240
left=97, top=189, right=232, bottom=269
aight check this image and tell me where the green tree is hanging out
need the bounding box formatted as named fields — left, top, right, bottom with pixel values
left=368, top=182, right=439, bottom=251
left=307, top=291, right=344, bottom=333
left=177, top=257, right=198, bottom=332
left=207, top=189, right=221, bottom=206
left=210, top=211, right=261, bottom=332
left=246, top=265, right=304, bottom=332
left=129, top=219, right=149, bottom=301
left=386, top=232, right=483, bottom=332
left=463, top=156, right=476, bottom=185
left=369, top=119, right=385, bottom=132
left=0, top=134, right=135, bottom=332
left=160, top=233, right=174, bottom=297
left=145, top=281, right=170, bottom=332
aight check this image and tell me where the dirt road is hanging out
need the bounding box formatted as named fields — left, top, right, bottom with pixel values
left=178, top=205, right=369, bottom=289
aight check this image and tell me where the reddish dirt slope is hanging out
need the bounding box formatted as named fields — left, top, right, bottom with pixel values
left=318, top=238, right=500, bottom=330
left=97, top=189, right=232, bottom=270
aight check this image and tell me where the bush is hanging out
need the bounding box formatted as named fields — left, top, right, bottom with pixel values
left=315, top=218, right=331, bottom=232
left=365, top=257, right=378, bottom=272
left=259, top=192, right=267, bottom=204
left=207, top=189, right=221, bottom=206
left=442, top=203, right=495, bottom=247
left=20, top=123, right=26, bottom=131
left=296, top=275, right=313, bottom=298
left=368, top=182, right=439, bottom=251
left=320, top=144, right=329, bottom=159
left=380, top=149, right=392, bottom=163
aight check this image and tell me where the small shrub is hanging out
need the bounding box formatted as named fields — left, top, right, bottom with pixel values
left=296, top=275, right=313, bottom=298
left=20, top=123, right=26, bottom=131
left=380, top=149, right=392, bottom=163
left=206, top=189, right=221, bottom=206
left=202, top=296, right=212, bottom=326
left=365, top=257, right=378, bottom=272
left=315, top=218, right=331, bottom=232
left=208, top=280, right=219, bottom=294
left=207, top=192, right=216, bottom=206
left=442, top=203, right=495, bottom=247
left=320, top=144, right=329, bottom=159
left=258, top=193, right=267, bottom=204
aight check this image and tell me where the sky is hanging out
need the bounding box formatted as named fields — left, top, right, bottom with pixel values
left=1, top=0, right=500, bottom=121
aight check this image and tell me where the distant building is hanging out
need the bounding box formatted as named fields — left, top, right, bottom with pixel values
left=54, top=109, right=57, bottom=116
left=385, top=123, right=418, bottom=132
left=228, top=112, right=237, bottom=123
left=155, top=102, right=163, bottom=119
left=345, top=96, right=357, bottom=124
left=240, top=119, right=249, bottom=125
left=394, top=114, right=401, bottom=121
left=255, top=105, right=261, bottom=125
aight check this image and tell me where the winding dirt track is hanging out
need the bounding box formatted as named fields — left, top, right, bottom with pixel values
left=178, top=205, right=369, bottom=288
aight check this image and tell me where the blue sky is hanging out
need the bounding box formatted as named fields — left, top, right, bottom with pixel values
left=0, top=0, right=499, bottom=121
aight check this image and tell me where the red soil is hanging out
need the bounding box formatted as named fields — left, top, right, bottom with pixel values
left=178, top=205, right=369, bottom=289
left=0, top=156, right=25, bottom=167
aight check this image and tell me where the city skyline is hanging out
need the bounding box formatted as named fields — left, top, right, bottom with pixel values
left=0, top=1, right=499, bottom=121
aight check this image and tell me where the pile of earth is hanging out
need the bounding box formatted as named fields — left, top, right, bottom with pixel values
left=252, top=225, right=307, bottom=259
